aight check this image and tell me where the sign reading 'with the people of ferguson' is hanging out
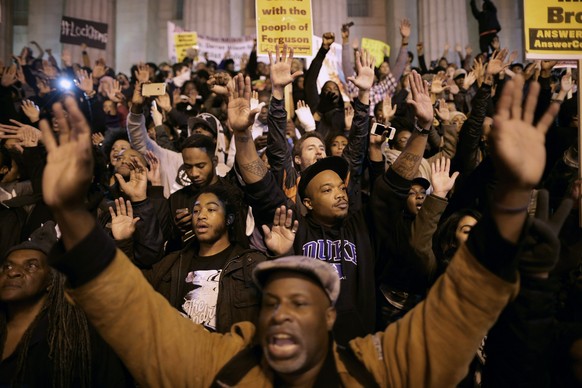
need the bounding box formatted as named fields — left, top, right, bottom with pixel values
left=60, top=16, right=108, bottom=50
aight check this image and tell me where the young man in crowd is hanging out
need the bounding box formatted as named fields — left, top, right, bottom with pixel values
left=149, top=185, right=266, bottom=333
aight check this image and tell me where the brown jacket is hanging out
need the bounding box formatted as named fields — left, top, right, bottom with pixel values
left=66, top=236, right=518, bottom=387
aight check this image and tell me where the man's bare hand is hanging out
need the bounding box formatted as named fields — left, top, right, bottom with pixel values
left=40, top=97, right=94, bottom=210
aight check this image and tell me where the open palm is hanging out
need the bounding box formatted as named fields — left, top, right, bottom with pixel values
left=262, top=206, right=298, bottom=256
left=408, top=70, right=433, bottom=127
left=347, top=50, right=375, bottom=91
left=269, top=44, right=303, bottom=89
left=227, top=74, right=259, bottom=133
left=40, top=97, right=94, bottom=210
left=491, top=75, right=559, bottom=189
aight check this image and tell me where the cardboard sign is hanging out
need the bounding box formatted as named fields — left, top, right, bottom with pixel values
left=59, top=16, right=108, bottom=50
left=361, top=38, right=390, bottom=68
left=198, top=35, right=255, bottom=70
left=256, top=0, right=313, bottom=57
left=523, top=0, right=582, bottom=60
left=174, top=32, right=198, bottom=63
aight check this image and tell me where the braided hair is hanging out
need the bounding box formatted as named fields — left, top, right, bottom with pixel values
left=0, top=269, right=92, bottom=387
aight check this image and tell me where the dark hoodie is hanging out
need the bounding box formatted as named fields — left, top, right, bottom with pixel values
left=244, top=170, right=376, bottom=346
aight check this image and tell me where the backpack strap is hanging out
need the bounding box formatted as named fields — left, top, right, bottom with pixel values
left=210, top=345, right=262, bottom=387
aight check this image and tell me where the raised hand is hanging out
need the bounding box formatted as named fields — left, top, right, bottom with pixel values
left=114, top=156, right=148, bottom=202
left=341, top=22, right=351, bottom=43
left=382, top=96, right=397, bottom=123
left=416, top=42, right=424, bottom=56
left=151, top=101, right=163, bottom=126
left=134, top=63, right=150, bottom=84
left=435, top=98, right=450, bottom=124
left=92, top=132, right=105, bottom=146
left=462, top=71, right=477, bottom=90
left=41, top=60, right=58, bottom=79
left=559, top=70, right=573, bottom=96
left=295, top=100, right=316, bottom=131
left=347, top=49, right=375, bottom=92
left=109, top=198, right=140, bottom=240
left=0, top=119, right=42, bottom=152
left=269, top=44, right=303, bottom=92
left=40, top=96, right=94, bottom=210
left=207, top=72, right=232, bottom=96
left=75, top=69, right=94, bottom=95
left=400, top=18, right=411, bottom=41
left=61, top=49, right=72, bottom=67
left=145, top=150, right=162, bottom=186
left=465, top=45, right=473, bottom=56
left=227, top=74, right=260, bottom=133
left=486, top=49, right=509, bottom=76
left=155, top=93, right=172, bottom=113
left=250, top=90, right=260, bottom=111
left=106, top=79, right=124, bottom=103
left=491, top=74, right=559, bottom=190
left=322, top=32, right=335, bottom=50
left=430, top=74, right=447, bottom=94
left=430, top=157, right=459, bottom=198
left=131, top=82, right=145, bottom=107
left=455, top=43, right=462, bottom=53
left=22, top=100, right=40, bottom=123
left=472, top=57, right=485, bottom=86
left=262, top=205, right=299, bottom=256
left=1, top=64, right=17, bottom=87
left=408, top=70, right=434, bottom=128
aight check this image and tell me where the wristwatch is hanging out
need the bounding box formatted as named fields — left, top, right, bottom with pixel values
left=415, top=121, right=431, bottom=135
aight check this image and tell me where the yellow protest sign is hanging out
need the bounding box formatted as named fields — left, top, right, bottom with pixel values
left=361, top=38, right=390, bottom=68
left=174, top=32, right=198, bottom=62
left=256, top=0, right=313, bottom=57
left=523, top=0, right=582, bottom=60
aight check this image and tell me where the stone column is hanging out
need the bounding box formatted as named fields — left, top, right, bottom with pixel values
left=27, top=0, right=65, bottom=61
left=183, top=0, right=231, bottom=37
left=418, top=0, right=470, bottom=66
left=310, top=0, right=348, bottom=37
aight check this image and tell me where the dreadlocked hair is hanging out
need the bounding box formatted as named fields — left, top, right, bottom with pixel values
left=0, top=270, right=92, bottom=387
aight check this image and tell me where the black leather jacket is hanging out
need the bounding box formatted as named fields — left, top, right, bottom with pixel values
left=148, top=243, right=266, bottom=333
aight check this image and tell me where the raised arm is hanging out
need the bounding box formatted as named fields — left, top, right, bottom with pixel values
left=342, top=50, right=374, bottom=177
left=266, top=44, right=305, bottom=188
left=304, top=33, right=334, bottom=112
left=391, top=70, right=433, bottom=180
left=390, top=19, right=411, bottom=83
left=39, top=97, right=249, bottom=387
left=353, top=73, right=561, bottom=388
left=234, top=45, right=301, bottom=186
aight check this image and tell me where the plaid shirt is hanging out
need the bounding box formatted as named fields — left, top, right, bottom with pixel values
left=347, top=74, right=399, bottom=115
left=345, top=45, right=409, bottom=115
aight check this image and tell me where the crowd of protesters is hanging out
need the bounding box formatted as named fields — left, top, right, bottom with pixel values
left=0, top=1, right=581, bottom=385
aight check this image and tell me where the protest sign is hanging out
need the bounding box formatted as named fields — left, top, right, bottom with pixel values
left=198, top=35, right=255, bottom=70
left=60, top=16, right=108, bottom=50
left=523, top=0, right=582, bottom=60
left=174, top=32, right=198, bottom=63
left=256, top=0, right=313, bottom=57
left=167, top=21, right=184, bottom=63
left=361, top=38, right=390, bottom=68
